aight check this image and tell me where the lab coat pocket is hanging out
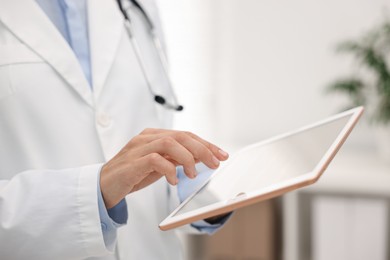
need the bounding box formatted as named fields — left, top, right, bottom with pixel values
left=0, top=44, right=44, bottom=99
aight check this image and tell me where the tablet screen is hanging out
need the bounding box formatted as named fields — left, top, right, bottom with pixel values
left=173, top=114, right=351, bottom=216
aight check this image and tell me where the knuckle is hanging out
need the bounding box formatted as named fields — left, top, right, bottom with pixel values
left=183, top=131, right=196, bottom=137
left=161, top=136, right=175, bottom=146
left=141, top=128, right=154, bottom=135
left=147, top=153, right=161, bottom=164
left=199, top=148, right=212, bottom=160
left=175, top=132, right=189, bottom=141
left=130, top=134, right=144, bottom=145
left=184, top=131, right=197, bottom=139
left=204, top=141, right=213, bottom=150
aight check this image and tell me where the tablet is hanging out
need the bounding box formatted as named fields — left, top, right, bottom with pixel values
left=159, top=107, right=364, bottom=231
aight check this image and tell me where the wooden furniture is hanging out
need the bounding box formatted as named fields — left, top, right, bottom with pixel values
left=185, top=199, right=281, bottom=260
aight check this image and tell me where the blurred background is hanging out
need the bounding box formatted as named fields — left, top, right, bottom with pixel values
left=157, top=0, right=390, bottom=259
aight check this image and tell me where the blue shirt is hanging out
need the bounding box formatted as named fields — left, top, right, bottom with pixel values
left=35, top=0, right=226, bottom=249
left=36, top=0, right=92, bottom=86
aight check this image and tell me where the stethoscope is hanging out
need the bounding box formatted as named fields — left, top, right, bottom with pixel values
left=116, top=0, right=184, bottom=111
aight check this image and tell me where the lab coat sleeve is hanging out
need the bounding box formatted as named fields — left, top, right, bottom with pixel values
left=0, top=164, right=110, bottom=260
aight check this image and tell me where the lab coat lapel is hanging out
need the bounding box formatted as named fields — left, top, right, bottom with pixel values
left=0, top=0, right=94, bottom=107
left=88, top=0, right=124, bottom=96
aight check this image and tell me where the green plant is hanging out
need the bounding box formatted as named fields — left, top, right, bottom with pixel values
left=327, top=20, right=390, bottom=124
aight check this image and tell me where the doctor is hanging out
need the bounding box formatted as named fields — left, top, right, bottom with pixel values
left=0, top=0, right=229, bottom=259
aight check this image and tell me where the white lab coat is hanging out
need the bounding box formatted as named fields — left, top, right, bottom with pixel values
left=0, top=0, right=186, bottom=259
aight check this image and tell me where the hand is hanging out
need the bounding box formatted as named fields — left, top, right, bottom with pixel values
left=100, top=128, right=229, bottom=208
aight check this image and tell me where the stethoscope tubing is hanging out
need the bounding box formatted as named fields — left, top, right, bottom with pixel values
left=117, top=0, right=183, bottom=111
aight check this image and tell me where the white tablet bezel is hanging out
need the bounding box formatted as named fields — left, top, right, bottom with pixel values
left=159, top=107, right=364, bottom=231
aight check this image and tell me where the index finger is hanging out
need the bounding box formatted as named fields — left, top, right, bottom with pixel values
left=182, top=131, right=229, bottom=161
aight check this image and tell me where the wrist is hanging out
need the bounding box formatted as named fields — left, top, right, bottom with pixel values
left=100, top=164, right=128, bottom=209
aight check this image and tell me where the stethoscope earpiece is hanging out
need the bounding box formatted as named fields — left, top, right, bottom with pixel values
left=117, top=0, right=184, bottom=112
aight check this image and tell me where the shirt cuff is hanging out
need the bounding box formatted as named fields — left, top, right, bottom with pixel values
left=97, top=168, right=128, bottom=251
left=190, top=213, right=232, bottom=235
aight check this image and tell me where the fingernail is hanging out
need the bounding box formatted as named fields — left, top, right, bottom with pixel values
left=175, top=178, right=179, bottom=185
left=212, top=156, right=220, bottom=167
left=219, top=149, right=229, bottom=158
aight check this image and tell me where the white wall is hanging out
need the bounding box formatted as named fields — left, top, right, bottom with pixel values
left=158, top=0, right=390, bottom=151
left=157, top=2, right=390, bottom=259
left=157, top=1, right=216, bottom=138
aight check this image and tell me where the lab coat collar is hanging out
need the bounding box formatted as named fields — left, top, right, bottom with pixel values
left=88, top=0, right=124, bottom=96
left=0, top=0, right=94, bottom=107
